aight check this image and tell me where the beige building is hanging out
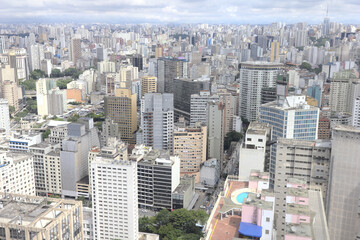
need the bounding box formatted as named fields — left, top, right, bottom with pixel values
left=141, top=76, right=157, bottom=97
left=71, top=38, right=81, bottom=65
left=2, top=80, right=19, bottom=110
left=329, top=70, right=360, bottom=114
left=270, top=40, right=280, bottom=62
left=218, top=88, right=235, bottom=134
left=173, top=124, right=207, bottom=182
left=44, top=150, right=62, bottom=196
left=0, top=193, right=83, bottom=240
left=104, top=88, right=137, bottom=143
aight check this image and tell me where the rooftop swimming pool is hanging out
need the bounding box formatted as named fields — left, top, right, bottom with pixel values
left=236, top=192, right=249, bottom=204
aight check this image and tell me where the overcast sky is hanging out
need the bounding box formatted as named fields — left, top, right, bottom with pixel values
left=0, top=0, right=359, bottom=24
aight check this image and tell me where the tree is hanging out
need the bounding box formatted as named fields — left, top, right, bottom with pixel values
left=169, top=209, right=197, bottom=233
left=42, top=129, right=51, bottom=139
left=8, top=106, right=15, bottom=114
left=154, top=209, right=170, bottom=226
left=224, top=131, right=243, bottom=150
left=50, top=69, right=63, bottom=78
left=157, top=224, right=182, bottom=240
left=56, top=78, right=73, bottom=89
left=21, top=79, right=36, bottom=90
left=26, top=98, right=37, bottom=113
left=63, top=68, right=82, bottom=79
left=300, top=62, right=312, bottom=72
left=30, top=69, right=46, bottom=80
left=67, top=114, right=80, bottom=123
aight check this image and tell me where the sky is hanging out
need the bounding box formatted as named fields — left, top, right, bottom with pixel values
left=0, top=0, right=359, bottom=24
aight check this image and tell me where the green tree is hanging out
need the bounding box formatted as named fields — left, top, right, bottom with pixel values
left=169, top=209, right=197, bottom=233
left=155, top=209, right=170, bottom=226
left=157, top=224, right=182, bottom=240
left=8, top=106, right=15, bottom=114
left=191, top=209, right=208, bottom=225
left=21, top=79, right=37, bottom=90
left=67, top=114, right=80, bottom=122
left=30, top=69, right=46, bottom=80
left=50, top=69, right=63, bottom=78
left=300, top=62, right=312, bottom=71
left=26, top=98, right=38, bottom=113
left=56, top=78, right=73, bottom=89
left=224, top=131, right=243, bottom=150
left=64, top=68, right=82, bottom=79
left=42, top=129, right=51, bottom=139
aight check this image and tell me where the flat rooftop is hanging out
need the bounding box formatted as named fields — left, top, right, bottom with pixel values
left=206, top=179, right=248, bottom=240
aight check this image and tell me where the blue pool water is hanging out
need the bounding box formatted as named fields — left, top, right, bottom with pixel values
left=236, top=192, right=249, bottom=204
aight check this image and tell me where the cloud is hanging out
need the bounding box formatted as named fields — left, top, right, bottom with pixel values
left=0, top=0, right=358, bottom=24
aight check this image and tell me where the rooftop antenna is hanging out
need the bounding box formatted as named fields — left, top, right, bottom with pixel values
left=326, top=3, right=329, bottom=17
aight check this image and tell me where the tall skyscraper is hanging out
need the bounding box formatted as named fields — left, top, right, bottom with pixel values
left=91, top=158, right=138, bottom=240
left=104, top=88, right=137, bottom=143
left=327, top=125, right=360, bottom=240
left=157, top=57, right=188, bottom=93
left=173, top=77, right=211, bottom=120
left=36, top=78, right=66, bottom=116
left=190, top=91, right=219, bottom=126
left=207, top=101, right=225, bottom=169
left=270, top=40, right=280, bottom=62
left=0, top=98, right=10, bottom=137
left=71, top=37, right=81, bottom=65
left=29, top=44, right=44, bottom=71
left=352, top=96, right=360, bottom=127
left=140, top=93, right=174, bottom=151
left=239, top=62, right=283, bottom=121
left=141, top=76, right=157, bottom=97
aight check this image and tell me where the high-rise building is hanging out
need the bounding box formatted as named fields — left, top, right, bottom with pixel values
left=60, top=120, right=100, bottom=197
left=274, top=138, right=331, bottom=238
left=36, top=78, right=67, bottom=116
left=2, top=80, right=19, bottom=111
left=207, top=101, right=225, bottom=170
left=352, top=96, right=360, bottom=127
left=190, top=91, right=219, bottom=126
left=0, top=98, right=10, bottom=137
left=91, top=157, right=138, bottom=240
left=141, top=76, right=157, bottom=97
left=329, top=71, right=360, bottom=114
left=132, top=54, right=143, bottom=71
left=323, top=17, right=330, bottom=36
left=327, top=125, right=360, bottom=240
left=29, top=44, right=44, bottom=71
left=104, top=88, right=137, bottom=143
left=239, top=62, right=283, bottom=121
left=307, top=84, right=322, bottom=107
left=218, top=88, right=235, bottom=134
left=260, top=95, right=319, bottom=187
left=130, top=145, right=180, bottom=210
left=157, top=57, right=188, bottom=93
left=70, top=37, right=81, bottom=65
left=0, top=152, right=35, bottom=196
left=0, top=193, right=84, bottom=240
left=174, top=77, right=211, bottom=119
left=173, top=124, right=207, bottom=181
left=270, top=40, right=280, bottom=62
left=140, top=93, right=174, bottom=151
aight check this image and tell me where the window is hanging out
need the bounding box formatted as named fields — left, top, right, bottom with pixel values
left=265, top=230, right=269, bottom=234
left=247, top=138, right=251, bottom=141
left=258, top=139, right=263, bottom=142
left=266, top=217, right=270, bottom=222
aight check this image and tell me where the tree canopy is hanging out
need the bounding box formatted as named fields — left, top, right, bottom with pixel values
left=30, top=69, right=46, bottom=80
left=224, top=131, right=243, bottom=150
left=56, top=78, right=73, bottom=89
left=300, top=62, right=322, bottom=74
left=139, top=208, right=208, bottom=240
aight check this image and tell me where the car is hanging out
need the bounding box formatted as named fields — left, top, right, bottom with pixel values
left=200, top=205, right=206, bottom=209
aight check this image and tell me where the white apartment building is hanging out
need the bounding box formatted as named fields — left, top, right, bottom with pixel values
left=0, top=98, right=10, bottom=138
left=140, top=93, right=174, bottom=151
left=352, top=96, right=360, bottom=127
left=239, top=61, right=283, bottom=121
left=0, top=152, right=36, bottom=195
left=91, top=158, right=138, bottom=240
left=190, top=91, right=219, bottom=126
left=239, top=122, right=271, bottom=179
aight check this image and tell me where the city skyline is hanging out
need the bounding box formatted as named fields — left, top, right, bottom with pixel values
left=0, top=0, right=359, bottom=24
